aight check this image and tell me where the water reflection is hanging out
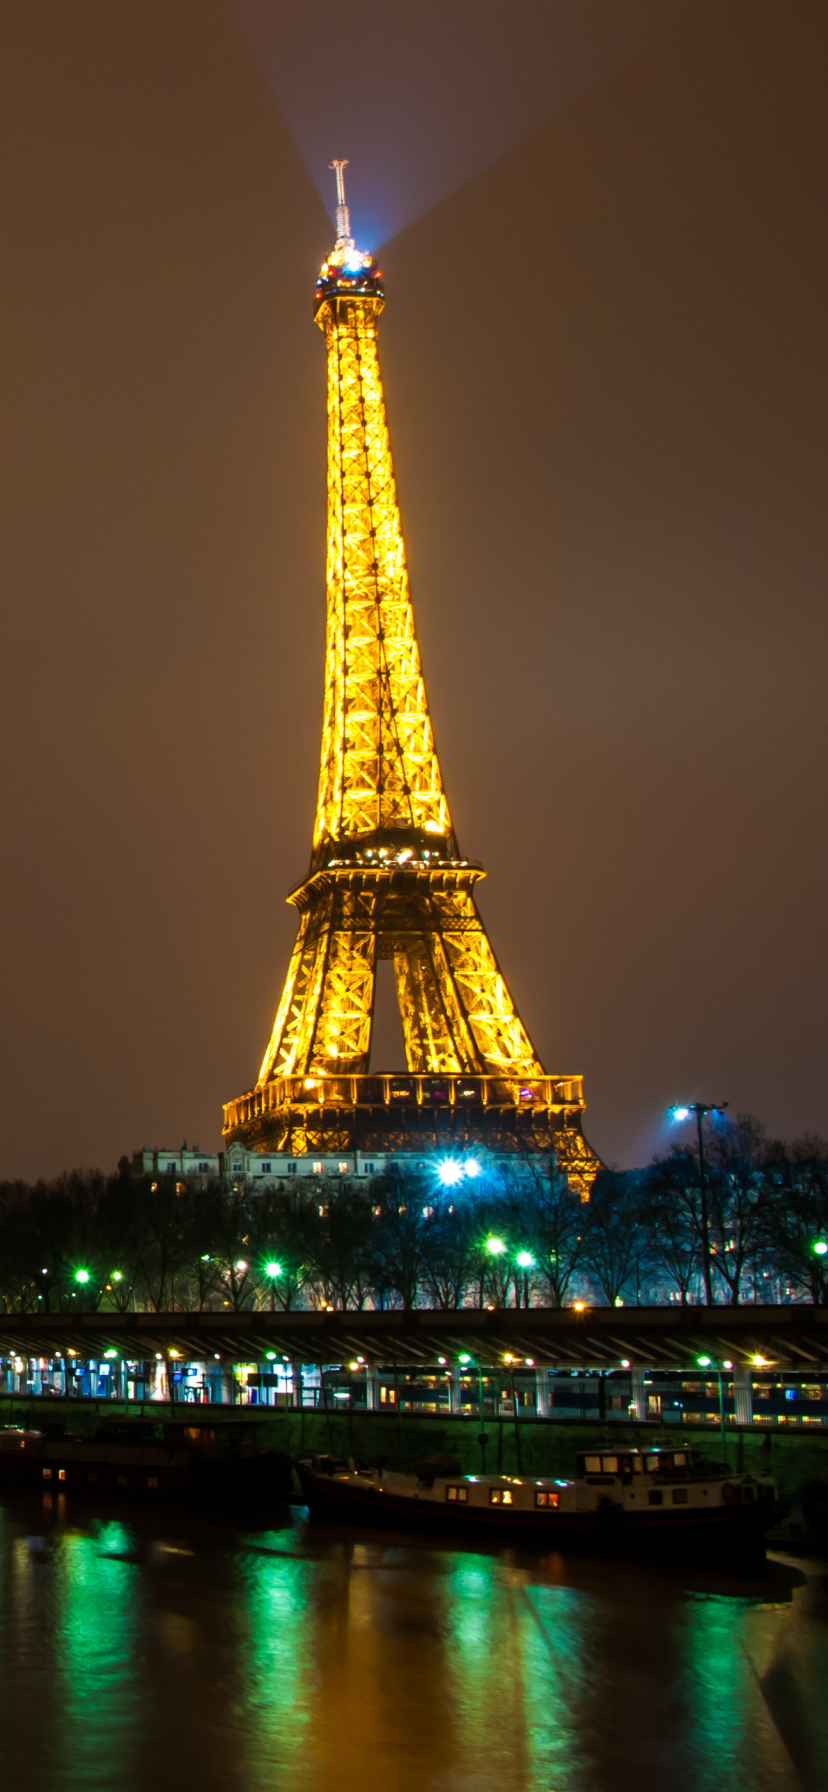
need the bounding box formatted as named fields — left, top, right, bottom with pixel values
left=0, top=1495, right=821, bottom=1792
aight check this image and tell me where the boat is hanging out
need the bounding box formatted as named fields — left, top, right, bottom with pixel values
left=297, top=1444, right=786, bottom=1554
left=0, top=1419, right=293, bottom=1506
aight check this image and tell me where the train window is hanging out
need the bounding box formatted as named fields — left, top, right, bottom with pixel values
left=490, top=1488, right=513, bottom=1506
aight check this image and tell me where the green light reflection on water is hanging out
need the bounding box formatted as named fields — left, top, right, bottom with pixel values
left=446, top=1557, right=590, bottom=1792
left=235, top=1530, right=321, bottom=1785
left=53, top=1522, right=143, bottom=1792
left=676, top=1593, right=789, bottom=1792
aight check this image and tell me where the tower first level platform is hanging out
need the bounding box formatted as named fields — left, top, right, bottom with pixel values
left=222, top=1073, right=593, bottom=1195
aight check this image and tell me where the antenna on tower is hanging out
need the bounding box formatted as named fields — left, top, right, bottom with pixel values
left=330, top=160, right=353, bottom=247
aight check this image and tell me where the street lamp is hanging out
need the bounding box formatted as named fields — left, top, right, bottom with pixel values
left=515, top=1249, right=534, bottom=1309
left=697, top=1354, right=729, bottom=1456
left=813, top=1241, right=828, bottom=1257
left=485, top=1236, right=506, bottom=1256
left=670, top=1102, right=728, bottom=1304
left=264, top=1260, right=282, bottom=1312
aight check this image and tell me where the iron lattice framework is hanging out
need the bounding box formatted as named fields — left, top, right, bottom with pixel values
left=224, top=175, right=598, bottom=1192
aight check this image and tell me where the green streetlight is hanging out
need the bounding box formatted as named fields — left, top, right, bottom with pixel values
left=485, top=1236, right=506, bottom=1256
left=75, top=1269, right=90, bottom=1285
left=264, top=1260, right=282, bottom=1311
left=813, top=1241, right=828, bottom=1257
left=515, top=1249, right=534, bottom=1309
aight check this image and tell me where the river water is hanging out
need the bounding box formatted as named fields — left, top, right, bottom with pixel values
left=0, top=1496, right=824, bottom=1792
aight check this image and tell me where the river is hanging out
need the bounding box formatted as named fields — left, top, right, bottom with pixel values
left=0, top=1495, right=824, bottom=1792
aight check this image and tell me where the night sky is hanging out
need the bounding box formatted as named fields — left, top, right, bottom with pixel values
left=0, top=1, right=826, bottom=1178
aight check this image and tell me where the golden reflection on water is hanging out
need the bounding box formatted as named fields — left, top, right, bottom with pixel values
left=0, top=1500, right=824, bottom=1792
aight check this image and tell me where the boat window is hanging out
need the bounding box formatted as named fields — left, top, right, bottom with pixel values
left=490, top=1488, right=513, bottom=1505
left=672, top=1489, right=688, bottom=1504
left=648, top=1490, right=663, bottom=1506
left=673, top=1453, right=687, bottom=1467
left=646, top=1456, right=661, bottom=1474
left=535, top=1490, right=559, bottom=1509
left=632, top=1458, right=643, bottom=1474
left=584, top=1455, right=602, bottom=1473
left=602, top=1456, right=619, bottom=1474
left=445, top=1485, right=468, bottom=1503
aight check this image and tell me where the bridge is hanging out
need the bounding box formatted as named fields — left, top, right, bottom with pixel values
left=0, top=1304, right=825, bottom=1371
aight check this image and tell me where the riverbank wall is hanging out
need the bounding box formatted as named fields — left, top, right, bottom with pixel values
left=2, top=1395, right=825, bottom=1502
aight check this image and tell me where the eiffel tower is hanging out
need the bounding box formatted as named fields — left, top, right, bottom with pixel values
left=224, top=166, right=598, bottom=1194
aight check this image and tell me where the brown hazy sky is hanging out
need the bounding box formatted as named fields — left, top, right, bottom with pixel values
left=0, top=1, right=826, bottom=1178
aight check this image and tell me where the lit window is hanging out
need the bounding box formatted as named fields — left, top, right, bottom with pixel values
left=58, top=1469, right=66, bottom=1482
left=312, top=1162, right=323, bottom=1174
left=338, top=1162, right=348, bottom=1173
left=445, top=1485, right=468, bottom=1503
left=489, top=1488, right=513, bottom=1506
left=535, top=1490, right=559, bottom=1509
left=42, top=1468, right=52, bottom=1481
left=602, top=1456, right=619, bottom=1474
left=584, top=1456, right=602, bottom=1473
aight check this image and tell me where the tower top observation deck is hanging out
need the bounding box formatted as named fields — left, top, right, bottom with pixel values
left=315, top=160, right=384, bottom=313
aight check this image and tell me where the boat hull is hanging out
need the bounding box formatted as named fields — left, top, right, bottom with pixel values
left=297, top=1466, right=782, bottom=1555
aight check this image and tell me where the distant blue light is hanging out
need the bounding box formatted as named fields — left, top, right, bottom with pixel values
left=671, top=1106, right=691, bottom=1123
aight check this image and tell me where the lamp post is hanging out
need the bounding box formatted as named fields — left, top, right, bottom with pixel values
left=264, top=1260, right=282, bottom=1313
left=515, top=1251, right=534, bottom=1310
left=670, top=1103, right=728, bottom=1305
left=696, top=1354, right=732, bottom=1459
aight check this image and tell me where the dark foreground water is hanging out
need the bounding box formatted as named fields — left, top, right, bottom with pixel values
left=0, top=1497, right=825, bottom=1792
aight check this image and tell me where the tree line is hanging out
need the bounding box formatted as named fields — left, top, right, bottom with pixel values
left=0, top=1113, right=826, bottom=1315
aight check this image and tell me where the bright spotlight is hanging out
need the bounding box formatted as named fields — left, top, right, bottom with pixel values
left=485, top=1236, right=506, bottom=1256
left=814, top=1241, right=828, bottom=1256
left=437, top=1160, right=464, bottom=1187
left=697, top=1355, right=712, bottom=1368
left=265, top=1261, right=282, bottom=1277
left=671, top=1106, right=691, bottom=1123
left=464, top=1159, right=481, bottom=1179
left=516, top=1251, right=534, bottom=1269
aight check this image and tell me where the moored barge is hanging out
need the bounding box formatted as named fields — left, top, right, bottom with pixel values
left=0, top=1420, right=292, bottom=1505
left=298, top=1445, right=785, bottom=1554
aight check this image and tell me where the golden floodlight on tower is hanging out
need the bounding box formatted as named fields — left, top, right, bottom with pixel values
left=223, top=166, right=598, bottom=1195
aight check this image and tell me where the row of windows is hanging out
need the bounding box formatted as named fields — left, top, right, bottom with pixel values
left=445, top=1485, right=560, bottom=1510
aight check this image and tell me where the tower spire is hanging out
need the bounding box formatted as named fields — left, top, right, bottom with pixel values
left=330, top=158, right=352, bottom=247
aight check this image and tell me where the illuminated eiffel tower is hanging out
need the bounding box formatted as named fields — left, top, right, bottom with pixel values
left=224, top=166, right=597, bottom=1193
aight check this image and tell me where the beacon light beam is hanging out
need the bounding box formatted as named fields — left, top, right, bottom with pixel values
left=222, top=169, right=598, bottom=1194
